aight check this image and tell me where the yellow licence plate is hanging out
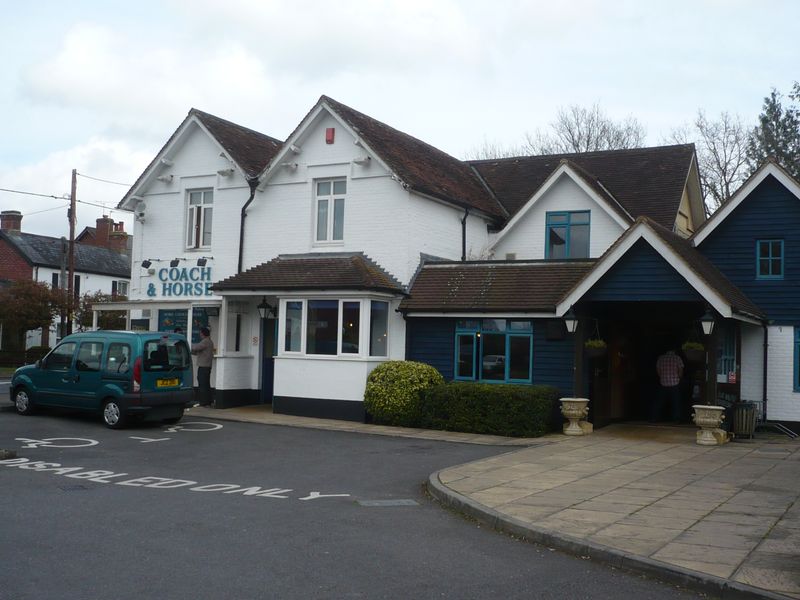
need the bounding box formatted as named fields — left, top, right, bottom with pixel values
left=156, top=378, right=179, bottom=388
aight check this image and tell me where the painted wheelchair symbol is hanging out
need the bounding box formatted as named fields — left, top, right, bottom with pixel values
left=16, top=437, right=100, bottom=449
left=163, top=421, right=223, bottom=433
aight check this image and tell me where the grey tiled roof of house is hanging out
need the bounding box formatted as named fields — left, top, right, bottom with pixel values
left=469, top=144, right=696, bottom=229
left=213, top=252, right=405, bottom=294
left=400, top=259, right=596, bottom=313
left=0, top=231, right=131, bottom=279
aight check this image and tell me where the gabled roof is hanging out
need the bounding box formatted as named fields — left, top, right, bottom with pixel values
left=261, top=96, right=507, bottom=220
left=212, top=252, right=405, bottom=295
left=692, top=159, right=800, bottom=245
left=470, top=144, right=696, bottom=229
left=0, top=231, right=131, bottom=279
left=557, top=217, right=764, bottom=322
left=400, top=259, right=595, bottom=314
left=118, top=109, right=283, bottom=209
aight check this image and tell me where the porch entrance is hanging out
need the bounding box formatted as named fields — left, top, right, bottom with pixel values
left=579, top=301, right=733, bottom=427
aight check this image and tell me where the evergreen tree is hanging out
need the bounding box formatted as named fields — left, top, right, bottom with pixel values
left=746, top=83, right=800, bottom=177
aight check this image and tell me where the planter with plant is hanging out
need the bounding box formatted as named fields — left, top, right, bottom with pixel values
left=584, top=337, right=607, bottom=358
left=682, top=341, right=705, bottom=363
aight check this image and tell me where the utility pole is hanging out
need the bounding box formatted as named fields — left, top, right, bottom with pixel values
left=66, top=169, right=77, bottom=334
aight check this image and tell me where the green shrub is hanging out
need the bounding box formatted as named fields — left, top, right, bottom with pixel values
left=418, top=382, right=559, bottom=437
left=364, top=361, right=444, bottom=426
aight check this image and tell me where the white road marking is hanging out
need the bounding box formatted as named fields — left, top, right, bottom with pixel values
left=15, top=437, right=99, bottom=449
left=163, top=421, right=223, bottom=433
left=129, top=436, right=171, bottom=443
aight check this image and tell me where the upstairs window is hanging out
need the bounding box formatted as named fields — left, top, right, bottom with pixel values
left=546, top=211, right=590, bottom=259
left=187, top=189, right=213, bottom=249
left=756, top=239, right=783, bottom=279
left=315, top=180, right=346, bottom=243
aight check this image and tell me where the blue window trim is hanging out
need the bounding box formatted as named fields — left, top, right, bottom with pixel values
left=756, top=239, right=784, bottom=280
left=453, top=320, right=533, bottom=384
left=794, top=328, right=800, bottom=393
left=545, top=210, right=590, bottom=259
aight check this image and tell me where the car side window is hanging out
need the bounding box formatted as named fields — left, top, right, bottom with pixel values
left=44, top=342, right=77, bottom=371
left=105, top=343, right=131, bottom=374
left=76, top=342, right=103, bottom=372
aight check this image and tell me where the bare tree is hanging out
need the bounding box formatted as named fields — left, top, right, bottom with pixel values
left=525, top=104, right=647, bottom=154
left=464, top=137, right=527, bottom=160
left=667, top=110, right=748, bottom=213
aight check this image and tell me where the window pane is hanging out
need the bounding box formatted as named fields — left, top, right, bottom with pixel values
left=547, top=213, right=568, bottom=224
left=285, top=301, right=302, bottom=352
left=456, top=320, right=480, bottom=330
left=759, top=259, right=770, bottom=276
left=771, top=259, right=782, bottom=276
left=571, top=211, right=590, bottom=224
left=771, top=241, right=782, bottom=256
left=202, top=207, right=213, bottom=246
left=481, top=334, right=505, bottom=381
left=456, top=334, right=474, bottom=378
left=509, top=336, right=531, bottom=380
left=106, top=343, right=131, bottom=374
left=316, top=199, right=328, bottom=241
left=307, top=300, right=338, bottom=355
left=77, top=342, right=103, bottom=372
left=333, top=180, right=346, bottom=195
left=570, top=223, right=590, bottom=258
left=370, top=301, right=389, bottom=356
left=189, top=192, right=201, bottom=205
left=203, top=190, right=214, bottom=205
left=317, top=181, right=331, bottom=196
left=508, top=321, right=532, bottom=331
left=144, top=338, right=191, bottom=371
left=548, top=226, right=567, bottom=258
left=341, top=301, right=360, bottom=354
left=187, top=208, right=196, bottom=247
left=333, top=198, right=344, bottom=240
left=482, top=319, right=506, bottom=332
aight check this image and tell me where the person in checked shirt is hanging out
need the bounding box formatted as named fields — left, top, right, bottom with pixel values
left=654, top=347, right=684, bottom=423
left=191, top=326, right=215, bottom=407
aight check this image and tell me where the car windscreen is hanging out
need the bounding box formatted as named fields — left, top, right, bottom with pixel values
left=143, top=338, right=191, bottom=371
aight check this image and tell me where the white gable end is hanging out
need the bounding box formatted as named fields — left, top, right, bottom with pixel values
left=492, top=173, right=627, bottom=260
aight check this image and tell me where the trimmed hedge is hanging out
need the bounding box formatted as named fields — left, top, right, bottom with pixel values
left=418, top=382, right=560, bottom=437
left=364, top=361, right=444, bottom=427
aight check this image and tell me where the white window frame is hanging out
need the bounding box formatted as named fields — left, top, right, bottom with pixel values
left=314, top=179, right=346, bottom=245
left=116, top=280, right=129, bottom=297
left=186, top=189, right=214, bottom=250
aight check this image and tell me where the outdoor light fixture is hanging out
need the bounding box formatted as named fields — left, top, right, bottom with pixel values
left=700, top=308, right=715, bottom=336
left=197, top=257, right=207, bottom=267
left=257, top=296, right=276, bottom=320
left=170, top=258, right=180, bottom=268
left=563, top=307, right=579, bottom=334
left=141, top=260, right=152, bottom=268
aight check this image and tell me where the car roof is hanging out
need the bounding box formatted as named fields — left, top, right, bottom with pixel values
left=62, top=331, right=185, bottom=340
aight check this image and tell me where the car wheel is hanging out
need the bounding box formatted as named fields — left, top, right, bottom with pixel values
left=102, top=399, right=128, bottom=429
left=14, top=387, right=35, bottom=415
left=163, top=409, right=185, bottom=426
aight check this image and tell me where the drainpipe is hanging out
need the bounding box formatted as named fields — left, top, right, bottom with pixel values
left=461, top=208, right=469, bottom=261
left=762, top=322, right=769, bottom=422
left=237, top=178, right=259, bottom=274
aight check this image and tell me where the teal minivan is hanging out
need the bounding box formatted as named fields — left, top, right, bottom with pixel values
left=9, top=331, right=193, bottom=428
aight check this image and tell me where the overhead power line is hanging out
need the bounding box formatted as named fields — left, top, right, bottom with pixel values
left=0, top=186, right=66, bottom=200
left=76, top=172, right=132, bottom=187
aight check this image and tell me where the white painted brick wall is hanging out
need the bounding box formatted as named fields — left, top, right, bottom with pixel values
left=765, top=325, right=800, bottom=421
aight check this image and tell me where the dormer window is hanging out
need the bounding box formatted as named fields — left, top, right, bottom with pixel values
left=546, top=211, right=590, bottom=259
left=315, top=179, right=346, bottom=243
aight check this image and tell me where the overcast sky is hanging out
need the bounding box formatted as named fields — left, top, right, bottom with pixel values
left=1, top=0, right=798, bottom=238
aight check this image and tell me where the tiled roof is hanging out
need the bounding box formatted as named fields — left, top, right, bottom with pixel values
left=469, top=144, right=695, bottom=229
left=191, top=109, right=283, bottom=178
left=213, top=252, right=405, bottom=294
left=400, top=259, right=595, bottom=313
left=0, top=231, right=131, bottom=278
left=321, top=96, right=507, bottom=220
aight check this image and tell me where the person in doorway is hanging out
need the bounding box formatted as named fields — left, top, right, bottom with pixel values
left=191, top=326, right=215, bottom=407
left=654, top=346, right=684, bottom=423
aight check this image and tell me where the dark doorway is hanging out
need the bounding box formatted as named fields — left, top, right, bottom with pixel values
left=260, top=318, right=277, bottom=404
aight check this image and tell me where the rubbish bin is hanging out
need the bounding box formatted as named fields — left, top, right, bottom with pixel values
left=733, top=401, right=757, bottom=441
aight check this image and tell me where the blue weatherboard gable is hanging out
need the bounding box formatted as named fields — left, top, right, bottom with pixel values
left=584, top=239, right=702, bottom=303
left=405, top=318, right=574, bottom=396
left=698, top=175, right=800, bottom=323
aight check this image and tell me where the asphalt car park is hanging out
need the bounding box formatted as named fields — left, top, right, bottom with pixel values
left=0, top=396, right=702, bottom=599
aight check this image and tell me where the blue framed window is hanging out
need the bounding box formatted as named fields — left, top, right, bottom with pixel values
left=454, top=320, right=533, bottom=383
left=794, top=328, right=800, bottom=392
left=756, top=239, right=783, bottom=279
left=546, top=211, right=590, bottom=259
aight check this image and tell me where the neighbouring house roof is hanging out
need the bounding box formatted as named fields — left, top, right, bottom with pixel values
left=118, top=108, right=283, bottom=209
left=0, top=231, right=131, bottom=279
left=316, top=96, right=507, bottom=220
left=212, top=252, right=406, bottom=294
left=76, top=226, right=96, bottom=242
left=557, top=217, right=765, bottom=321
left=400, top=259, right=596, bottom=313
left=469, top=144, right=696, bottom=229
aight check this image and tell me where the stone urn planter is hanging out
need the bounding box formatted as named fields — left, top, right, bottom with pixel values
left=692, top=404, right=729, bottom=445
left=560, top=398, right=592, bottom=436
